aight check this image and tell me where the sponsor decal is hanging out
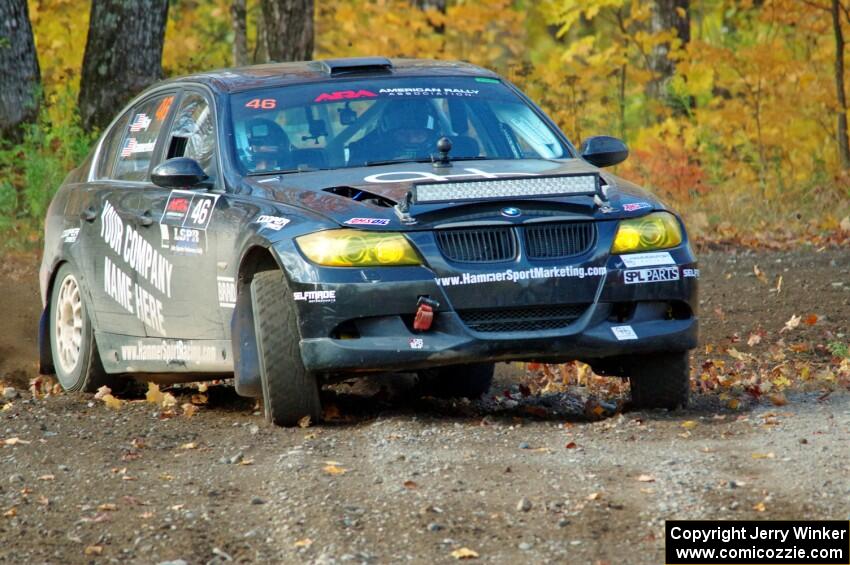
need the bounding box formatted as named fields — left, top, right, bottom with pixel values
left=408, top=338, right=424, bottom=350
left=217, top=276, right=236, bottom=308
left=364, top=167, right=538, bottom=184
left=100, top=200, right=174, bottom=336
left=314, top=90, right=377, bottom=103
left=378, top=87, right=479, bottom=97
left=161, top=225, right=205, bottom=255
left=155, top=96, right=174, bottom=122
left=620, top=252, right=675, bottom=268
left=598, top=206, right=617, bottom=214
left=129, top=113, right=152, bottom=132
left=160, top=190, right=220, bottom=230
left=611, top=325, right=638, bottom=340
left=435, top=265, right=607, bottom=288
left=61, top=228, right=80, bottom=243
left=623, top=266, right=680, bottom=285
left=683, top=268, right=700, bottom=279
left=293, top=290, right=336, bottom=304
left=120, top=340, right=217, bottom=363
left=120, top=138, right=155, bottom=157
left=622, top=202, right=652, bottom=212
left=255, top=215, right=290, bottom=231
left=343, top=217, right=390, bottom=226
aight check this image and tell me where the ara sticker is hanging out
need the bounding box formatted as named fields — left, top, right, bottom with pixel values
left=129, top=113, right=152, bottom=132
left=61, top=228, right=80, bottom=243
left=408, top=338, right=424, bottom=349
left=343, top=218, right=390, bottom=226
left=620, top=252, right=675, bottom=268
left=314, top=90, right=377, bottom=103
left=623, top=266, right=680, bottom=284
left=255, top=215, right=290, bottom=231
left=622, top=202, right=652, bottom=212
left=611, top=325, right=637, bottom=341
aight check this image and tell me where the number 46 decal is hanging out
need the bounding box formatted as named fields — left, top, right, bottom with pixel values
left=245, top=98, right=276, bottom=109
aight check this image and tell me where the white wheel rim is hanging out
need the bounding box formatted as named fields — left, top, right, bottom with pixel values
left=55, top=274, right=83, bottom=374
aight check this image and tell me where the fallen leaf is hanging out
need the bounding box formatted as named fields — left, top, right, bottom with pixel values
left=751, top=452, right=775, bottom=459
left=37, top=496, right=49, bottom=506
left=190, top=394, right=208, bottom=405
left=803, top=314, right=818, bottom=326
left=586, top=492, right=601, bottom=501
left=94, top=385, right=112, bottom=400
left=37, top=474, right=55, bottom=481
left=639, top=488, right=655, bottom=494
left=3, top=507, right=16, bottom=517
left=293, top=538, right=313, bottom=548
left=179, top=442, right=198, bottom=450
left=102, top=394, right=123, bottom=410
left=139, top=511, right=154, bottom=519
left=323, top=464, right=347, bottom=475
left=131, top=438, right=146, bottom=449
left=769, top=393, right=787, bottom=406
left=746, top=333, right=762, bottom=347
left=753, top=502, right=766, bottom=512
left=145, top=382, right=164, bottom=405
left=298, top=415, right=312, bottom=428
left=161, top=392, right=177, bottom=409
left=451, top=547, right=479, bottom=560
left=753, top=264, right=768, bottom=284
left=238, top=458, right=254, bottom=466
left=323, top=403, right=341, bottom=420
left=403, top=480, right=418, bottom=489
left=727, top=399, right=740, bottom=410
left=3, top=437, right=31, bottom=446
left=636, top=474, right=655, bottom=482
left=727, top=348, right=749, bottom=361
left=181, top=403, right=198, bottom=418
left=773, top=275, right=782, bottom=293
left=97, top=503, right=117, bottom=511
left=780, top=314, right=801, bottom=333
left=84, top=545, right=103, bottom=556
left=565, top=441, right=577, bottom=449
left=681, top=420, right=698, bottom=430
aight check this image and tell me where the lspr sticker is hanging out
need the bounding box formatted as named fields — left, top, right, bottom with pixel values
left=611, top=326, right=637, bottom=340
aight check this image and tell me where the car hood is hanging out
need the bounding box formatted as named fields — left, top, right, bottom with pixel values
left=242, top=158, right=665, bottom=229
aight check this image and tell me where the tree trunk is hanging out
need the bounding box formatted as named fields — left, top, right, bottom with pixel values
left=413, top=0, right=446, bottom=33
left=648, top=0, right=690, bottom=101
left=261, top=0, right=314, bottom=62
left=832, top=0, right=850, bottom=169
left=78, top=0, right=169, bottom=132
left=231, top=0, right=249, bottom=67
left=0, top=0, right=41, bottom=143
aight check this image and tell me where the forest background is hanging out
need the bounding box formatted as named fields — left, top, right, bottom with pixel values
left=2, top=0, right=850, bottom=250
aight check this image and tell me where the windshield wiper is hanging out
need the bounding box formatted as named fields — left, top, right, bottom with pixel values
left=363, top=156, right=495, bottom=167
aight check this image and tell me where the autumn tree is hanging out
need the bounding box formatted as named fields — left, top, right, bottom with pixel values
left=261, top=0, right=314, bottom=62
left=648, top=0, right=690, bottom=102
left=231, top=0, right=249, bottom=66
left=78, top=0, right=169, bottom=131
left=0, top=0, right=41, bottom=143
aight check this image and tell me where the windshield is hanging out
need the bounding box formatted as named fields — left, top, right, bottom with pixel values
left=229, top=76, right=572, bottom=175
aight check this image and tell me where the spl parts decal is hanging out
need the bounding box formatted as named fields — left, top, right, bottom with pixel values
left=611, top=325, right=637, bottom=340
left=619, top=252, right=675, bottom=268
left=255, top=215, right=290, bottom=231
left=622, top=202, right=652, bottom=212
left=408, top=338, right=424, bottom=350
left=293, top=290, right=336, bottom=304
left=344, top=218, right=390, bottom=226
left=217, top=276, right=236, bottom=308
left=61, top=228, right=80, bottom=243
left=623, top=266, right=680, bottom=284
left=364, top=167, right=538, bottom=184
left=435, top=265, right=607, bottom=288
left=160, top=190, right=220, bottom=231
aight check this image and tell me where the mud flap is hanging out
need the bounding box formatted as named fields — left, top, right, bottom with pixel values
left=38, top=308, right=55, bottom=375
left=232, top=280, right=261, bottom=398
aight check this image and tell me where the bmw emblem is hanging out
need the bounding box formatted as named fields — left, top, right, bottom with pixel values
left=501, top=207, right=521, bottom=218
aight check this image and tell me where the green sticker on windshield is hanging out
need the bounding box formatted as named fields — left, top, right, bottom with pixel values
left=475, top=77, right=500, bottom=84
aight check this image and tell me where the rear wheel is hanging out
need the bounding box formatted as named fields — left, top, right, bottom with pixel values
left=417, top=363, right=495, bottom=399
left=49, top=263, right=117, bottom=392
left=628, top=351, right=690, bottom=410
left=250, top=270, right=322, bottom=426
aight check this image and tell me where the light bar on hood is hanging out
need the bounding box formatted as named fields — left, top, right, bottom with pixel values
left=412, top=173, right=600, bottom=204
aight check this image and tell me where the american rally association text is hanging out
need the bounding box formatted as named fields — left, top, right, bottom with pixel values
left=669, top=525, right=848, bottom=545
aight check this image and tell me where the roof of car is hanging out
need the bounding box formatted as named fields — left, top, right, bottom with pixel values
left=167, top=57, right=501, bottom=93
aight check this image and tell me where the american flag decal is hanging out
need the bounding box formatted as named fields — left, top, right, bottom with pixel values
left=129, top=113, right=151, bottom=132
left=120, top=138, right=137, bottom=157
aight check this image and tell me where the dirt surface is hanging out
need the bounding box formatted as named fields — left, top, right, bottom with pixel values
left=0, top=248, right=848, bottom=564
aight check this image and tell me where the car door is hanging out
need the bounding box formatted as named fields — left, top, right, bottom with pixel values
left=132, top=88, right=224, bottom=340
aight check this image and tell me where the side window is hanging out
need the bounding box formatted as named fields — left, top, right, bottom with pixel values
left=166, top=93, right=216, bottom=178
left=95, top=111, right=131, bottom=179
left=113, top=93, right=176, bottom=182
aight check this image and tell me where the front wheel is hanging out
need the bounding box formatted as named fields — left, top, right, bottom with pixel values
left=628, top=351, right=690, bottom=410
left=49, top=263, right=117, bottom=392
left=250, top=270, right=322, bottom=426
left=417, top=363, right=495, bottom=399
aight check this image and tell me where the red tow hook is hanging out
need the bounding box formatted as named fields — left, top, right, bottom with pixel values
left=413, top=297, right=440, bottom=331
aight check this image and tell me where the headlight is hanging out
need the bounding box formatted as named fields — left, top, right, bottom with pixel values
left=611, top=212, right=683, bottom=254
left=296, top=229, right=422, bottom=267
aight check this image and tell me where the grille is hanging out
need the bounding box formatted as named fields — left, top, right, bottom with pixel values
left=457, top=304, right=588, bottom=333
left=524, top=222, right=595, bottom=259
left=435, top=227, right=516, bottom=263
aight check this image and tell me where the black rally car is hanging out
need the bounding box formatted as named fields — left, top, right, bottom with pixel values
left=40, top=58, right=698, bottom=425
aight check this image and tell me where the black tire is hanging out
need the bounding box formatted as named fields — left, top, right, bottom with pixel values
left=628, top=351, right=690, bottom=410
left=250, top=270, right=322, bottom=426
left=417, top=363, right=495, bottom=399
left=49, top=263, right=117, bottom=392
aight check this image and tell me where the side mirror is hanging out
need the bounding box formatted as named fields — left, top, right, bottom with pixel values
left=580, top=136, right=629, bottom=168
left=151, top=157, right=210, bottom=189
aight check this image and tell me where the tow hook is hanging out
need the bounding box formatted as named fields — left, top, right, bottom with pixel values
left=413, top=297, right=440, bottom=331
